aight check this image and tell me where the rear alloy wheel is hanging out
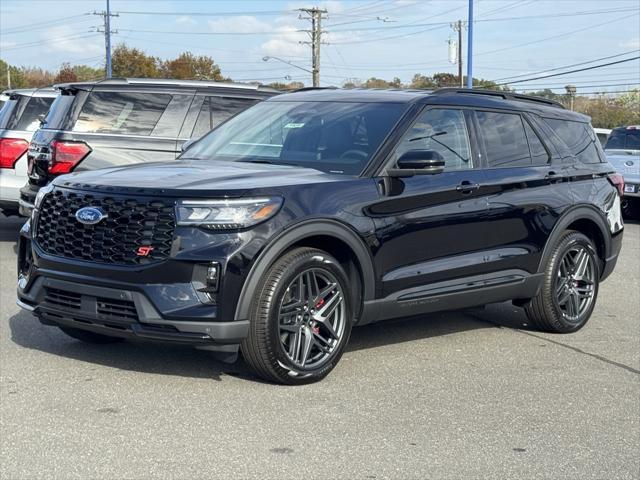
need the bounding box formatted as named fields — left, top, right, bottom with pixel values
left=241, top=248, right=353, bottom=384
left=525, top=231, right=599, bottom=333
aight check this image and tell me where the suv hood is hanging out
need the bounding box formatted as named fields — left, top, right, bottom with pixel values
left=53, top=159, right=350, bottom=195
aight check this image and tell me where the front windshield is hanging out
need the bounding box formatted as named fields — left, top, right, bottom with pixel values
left=183, top=101, right=406, bottom=175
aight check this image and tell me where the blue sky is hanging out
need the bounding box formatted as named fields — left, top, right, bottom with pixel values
left=1, top=0, right=639, bottom=93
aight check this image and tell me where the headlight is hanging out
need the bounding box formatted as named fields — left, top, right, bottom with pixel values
left=34, top=183, right=54, bottom=209
left=176, top=197, right=283, bottom=229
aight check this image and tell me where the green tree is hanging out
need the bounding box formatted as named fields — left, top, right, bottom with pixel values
left=72, top=64, right=104, bottom=81
left=161, top=52, right=225, bottom=81
left=112, top=44, right=159, bottom=78
left=1, top=60, right=31, bottom=89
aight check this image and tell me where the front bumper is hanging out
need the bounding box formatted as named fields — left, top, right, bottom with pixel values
left=17, top=219, right=254, bottom=348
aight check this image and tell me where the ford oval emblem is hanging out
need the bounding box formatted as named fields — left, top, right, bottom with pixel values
left=75, top=207, right=107, bottom=225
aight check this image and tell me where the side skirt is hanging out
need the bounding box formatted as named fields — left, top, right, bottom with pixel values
left=360, top=270, right=543, bottom=325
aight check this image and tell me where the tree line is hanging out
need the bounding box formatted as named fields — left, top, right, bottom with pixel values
left=1, top=43, right=638, bottom=128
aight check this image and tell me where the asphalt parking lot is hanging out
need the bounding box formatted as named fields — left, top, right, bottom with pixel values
left=0, top=215, right=638, bottom=480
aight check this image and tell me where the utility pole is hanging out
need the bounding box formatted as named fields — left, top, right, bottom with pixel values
left=450, top=21, right=465, bottom=88
left=94, top=0, right=118, bottom=78
left=466, top=0, right=474, bottom=89
left=299, top=7, right=327, bottom=87
left=7, top=68, right=10, bottom=89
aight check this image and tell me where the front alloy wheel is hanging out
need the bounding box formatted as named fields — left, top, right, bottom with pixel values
left=278, top=269, right=347, bottom=369
left=242, top=247, right=354, bottom=384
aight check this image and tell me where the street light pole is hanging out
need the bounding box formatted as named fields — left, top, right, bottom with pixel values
left=466, top=0, right=474, bottom=89
left=565, top=84, right=577, bottom=111
left=262, top=56, right=314, bottom=75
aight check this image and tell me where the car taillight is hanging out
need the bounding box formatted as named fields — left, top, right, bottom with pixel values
left=48, top=140, right=91, bottom=175
left=0, top=138, right=29, bottom=169
left=608, top=173, right=625, bottom=197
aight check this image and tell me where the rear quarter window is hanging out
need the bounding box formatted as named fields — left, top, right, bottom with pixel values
left=73, top=91, right=174, bottom=136
left=544, top=118, right=602, bottom=164
left=14, top=96, right=55, bottom=131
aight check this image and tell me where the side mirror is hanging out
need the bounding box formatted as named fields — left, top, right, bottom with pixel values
left=181, top=139, right=196, bottom=153
left=387, top=150, right=445, bottom=177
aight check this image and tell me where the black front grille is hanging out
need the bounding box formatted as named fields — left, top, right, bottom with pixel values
left=45, top=287, right=82, bottom=310
left=97, top=297, right=138, bottom=321
left=35, top=188, right=175, bottom=265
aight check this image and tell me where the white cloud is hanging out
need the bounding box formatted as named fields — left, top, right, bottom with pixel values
left=42, top=25, right=102, bottom=55
left=620, top=37, right=640, bottom=49
left=260, top=25, right=308, bottom=57
left=208, top=16, right=273, bottom=34
left=176, top=16, right=197, bottom=26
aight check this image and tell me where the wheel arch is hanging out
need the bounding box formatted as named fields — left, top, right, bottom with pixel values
left=538, top=205, right=611, bottom=275
left=234, top=219, right=376, bottom=322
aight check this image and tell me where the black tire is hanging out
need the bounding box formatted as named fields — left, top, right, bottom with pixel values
left=525, top=230, right=600, bottom=333
left=59, top=326, right=124, bottom=344
left=241, top=247, right=354, bottom=385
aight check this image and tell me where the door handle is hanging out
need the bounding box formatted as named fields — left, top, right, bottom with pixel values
left=456, top=181, right=480, bottom=193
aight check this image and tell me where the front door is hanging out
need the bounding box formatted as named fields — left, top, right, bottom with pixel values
left=369, top=107, right=490, bottom=299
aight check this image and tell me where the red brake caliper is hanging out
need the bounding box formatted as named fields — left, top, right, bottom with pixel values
left=312, top=298, right=325, bottom=334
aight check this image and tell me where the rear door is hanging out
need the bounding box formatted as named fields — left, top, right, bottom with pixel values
left=370, top=106, right=489, bottom=298
left=472, top=109, right=573, bottom=275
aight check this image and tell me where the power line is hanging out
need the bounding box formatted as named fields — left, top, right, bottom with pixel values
left=0, top=33, right=101, bottom=51
left=492, top=50, right=640, bottom=81
left=0, top=13, right=91, bottom=35
left=476, top=12, right=638, bottom=57
left=497, top=56, right=640, bottom=85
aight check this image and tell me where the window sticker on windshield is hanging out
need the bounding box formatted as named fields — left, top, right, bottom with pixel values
left=284, top=123, right=305, bottom=129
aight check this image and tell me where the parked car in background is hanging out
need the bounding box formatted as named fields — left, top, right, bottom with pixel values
left=604, top=125, right=640, bottom=154
left=19, top=78, right=278, bottom=216
left=18, top=88, right=623, bottom=384
left=0, top=87, right=57, bottom=216
left=593, top=127, right=611, bottom=147
left=604, top=126, right=640, bottom=218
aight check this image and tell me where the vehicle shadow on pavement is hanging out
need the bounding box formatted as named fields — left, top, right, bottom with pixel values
left=9, top=307, right=522, bottom=381
left=347, top=309, right=500, bottom=352
left=8, top=311, right=252, bottom=381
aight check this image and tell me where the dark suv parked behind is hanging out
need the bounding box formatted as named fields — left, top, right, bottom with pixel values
left=18, top=88, right=623, bottom=384
left=19, top=78, right=277, bottom=215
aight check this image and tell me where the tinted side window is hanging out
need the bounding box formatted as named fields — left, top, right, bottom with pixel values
left=545, top=118, right=601, bottom=163
left=150, top=94, right=192, bottom=138
left=210, top=97, right=257, bottom=127
left=191, top=97, right=212, bottom=139
left=394, top=108, right=473, bottom=171
left=0, top=99, right=18, bottom=129
left=73, top=91, right=172, bottom=136
left=15, top=96, right=55, bottom=131
left=476, top=111, right=531, bottom=168
left=191, top=96, right=258, bottom=139
left=523, top=120, right=550, bottom=166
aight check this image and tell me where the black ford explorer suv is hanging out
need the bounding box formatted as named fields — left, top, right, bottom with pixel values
left=18, top=88, right=624, bottom=384
left=19, top=78, right=277, bottom=216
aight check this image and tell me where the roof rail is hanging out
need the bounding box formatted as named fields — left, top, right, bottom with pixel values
left=292, top=86, right=339, bottom=92
left=93, top=77, right=266, bottom=90
left=432, top=88, right=565, bottom=109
